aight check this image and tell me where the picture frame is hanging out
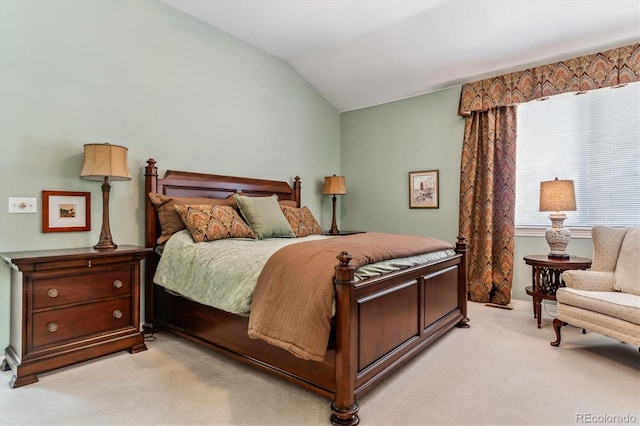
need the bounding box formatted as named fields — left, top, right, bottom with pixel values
left=42, top=190, right=91, bottom=233
left=409, top=170, right=439, bottom=209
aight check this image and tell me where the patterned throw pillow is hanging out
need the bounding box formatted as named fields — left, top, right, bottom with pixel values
left=148, top=193, right=237, bottom=244
left=280, top=205, right=322, bottom=237
left=174, top=205, right=255, bottom=242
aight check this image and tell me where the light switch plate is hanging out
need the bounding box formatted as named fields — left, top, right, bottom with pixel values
left=8, top=197, right=37, bottom=213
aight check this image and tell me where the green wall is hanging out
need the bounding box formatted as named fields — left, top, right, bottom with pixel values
left=0, top=1, right=339, bottom=353
left=340, top=87, right=595, bottom=303
left=340, top=88, right=465, bottom=242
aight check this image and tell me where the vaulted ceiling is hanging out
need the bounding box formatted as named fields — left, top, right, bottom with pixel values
left=162, top=0, right=640, bottom=112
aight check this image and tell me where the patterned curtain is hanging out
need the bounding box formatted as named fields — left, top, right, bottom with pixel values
left=457, top=43, right=639, bottom=304
left=459, top=44, right=639, bottom=115
left=459, top=107, right=516, bottom=304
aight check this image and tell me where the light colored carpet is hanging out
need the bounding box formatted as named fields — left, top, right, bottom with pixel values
left=1, top=301, right=638, bottom=426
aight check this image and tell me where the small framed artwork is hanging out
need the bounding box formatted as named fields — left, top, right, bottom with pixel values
left=42, top=190, right=91, bottom=233
left=409, top=170, right=439, bottom=209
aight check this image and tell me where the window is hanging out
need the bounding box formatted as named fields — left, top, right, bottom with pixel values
left=515, top=82, right=640, bottom=229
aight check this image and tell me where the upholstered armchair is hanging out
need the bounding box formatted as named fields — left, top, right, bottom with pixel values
left=551, top=226, right=640, bottom=350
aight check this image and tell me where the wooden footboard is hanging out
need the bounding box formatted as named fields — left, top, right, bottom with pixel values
left=332, top=242, right=468, bottom=425
left=144, top=159, right=468, bottom=425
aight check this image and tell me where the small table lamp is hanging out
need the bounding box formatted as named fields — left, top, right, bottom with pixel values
left=323, top=175, right=347, bottom=235
left=80, top=143, right=131, bottom=250
left=539, top=178, right=576, bottom=258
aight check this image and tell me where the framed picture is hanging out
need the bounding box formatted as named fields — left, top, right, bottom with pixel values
left=409, top=170, right=439, bottom=209
left=42, top=190, right=91, bottom=233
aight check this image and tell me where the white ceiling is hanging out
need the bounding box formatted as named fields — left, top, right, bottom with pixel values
left=162, top=0, right=640, bottom=112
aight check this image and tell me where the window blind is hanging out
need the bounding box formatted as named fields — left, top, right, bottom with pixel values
left=515, top=82, right=640, bottom=228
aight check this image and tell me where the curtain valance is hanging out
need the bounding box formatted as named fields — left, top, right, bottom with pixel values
left=458, top=43, right=640, bottom=116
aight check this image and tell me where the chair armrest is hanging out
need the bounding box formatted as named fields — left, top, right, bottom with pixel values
left=562, top=270, right=614, bottom=291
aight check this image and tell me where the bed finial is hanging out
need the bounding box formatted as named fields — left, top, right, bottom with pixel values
left=337, top=251, right=353, bottom=267
left=293, top=176, right=301, bottom=207
left=456, top=234, right=468, bottom=253
left=147, top=158, right=156, bottom=167
left=335, top=251, right=355, bottom=284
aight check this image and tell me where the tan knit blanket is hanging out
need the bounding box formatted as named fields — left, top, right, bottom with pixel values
left=247, top=232, right=453, bottom=361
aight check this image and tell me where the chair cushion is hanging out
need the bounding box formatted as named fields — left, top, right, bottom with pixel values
left=614, top=226, right=640, bottom=296
left=590, top=226, right=628, bottom=271
left=556, top=287, right=640, bottom=325
left=556, top=304, right=640, bottom=346
left=562, top=270, right=614, bottom=291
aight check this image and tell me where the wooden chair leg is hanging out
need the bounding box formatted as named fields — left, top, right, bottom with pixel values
left=550, top=318, right=563, bottom=346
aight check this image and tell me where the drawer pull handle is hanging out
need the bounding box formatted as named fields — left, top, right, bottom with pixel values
left=47, top=322, right=58, bottom=332
left=113, top=310, right=123, bottom=319
left=112, top=280, right=123, bottom=289
left=87, top=260, right=92, bottom=268
left=47, top=288, right=59, bottom=298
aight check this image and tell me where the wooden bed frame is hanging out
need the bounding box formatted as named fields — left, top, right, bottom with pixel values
left=144, top=159, right=469, bottom=425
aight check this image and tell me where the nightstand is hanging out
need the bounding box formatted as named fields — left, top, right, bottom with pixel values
left=323, top=231, right=366, bottom=236
left=523, top=255, right=592, bottom=328
left=0, top=245, right=151, bottom=388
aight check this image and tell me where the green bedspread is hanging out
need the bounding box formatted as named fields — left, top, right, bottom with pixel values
left=153, top=230, right=328, bottom=315
left=153, top=230, right=456, bottom=316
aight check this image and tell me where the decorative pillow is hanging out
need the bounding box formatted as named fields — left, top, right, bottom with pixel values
left=280, top=205, right=322, bottom=237
left=174, top=205, right=255, bottom=243
left=234, top=194, right=296, bottom=239
left=148, top=193, right=236, bottom=244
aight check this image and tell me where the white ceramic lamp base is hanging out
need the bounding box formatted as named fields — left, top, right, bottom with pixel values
left=545, top=212, right=571, bottom=258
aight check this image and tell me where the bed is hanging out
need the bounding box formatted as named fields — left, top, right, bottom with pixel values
left=143, top=158, right=469, bottom=425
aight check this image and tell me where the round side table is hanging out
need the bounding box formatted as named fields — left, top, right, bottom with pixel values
left=523, top=255, right=592, bottom=328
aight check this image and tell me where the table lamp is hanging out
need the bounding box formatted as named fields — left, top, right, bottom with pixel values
left=539, top=178, right=576, bottom=258
left=80, top=143, right=131, bottom=250
left=323, top=175, right=347, bottom=235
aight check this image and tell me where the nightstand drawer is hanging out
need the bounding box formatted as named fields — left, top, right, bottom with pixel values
left=33, top=256, right=133, bottom=271
left=32, top=298, right=132, bottom=347
left=33, top=270, right=132, bottom=309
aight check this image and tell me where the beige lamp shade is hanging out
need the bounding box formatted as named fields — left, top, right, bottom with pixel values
left=323, top=175, right=347, bottom=195
left=539, top=178, right=576, bottom=212
left=539, top=178, right=576, bottom=258
left=80, top=143, right=131, bottom=181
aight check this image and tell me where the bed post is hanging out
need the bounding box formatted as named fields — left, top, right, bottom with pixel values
left=331, top=251, right=359, bottom=426
left=455, top=234, right=470, bottom=328
left=293, top=176, right=301, bottom=207
left=144, top=159, right=158, bottom=327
